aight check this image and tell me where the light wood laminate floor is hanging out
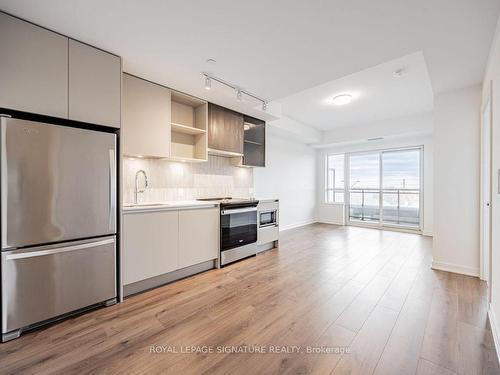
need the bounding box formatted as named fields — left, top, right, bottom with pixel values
left=0, top=224, right=498, bottom=375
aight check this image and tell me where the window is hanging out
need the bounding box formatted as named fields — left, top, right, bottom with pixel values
left=325, top=154, right=345, bottom=203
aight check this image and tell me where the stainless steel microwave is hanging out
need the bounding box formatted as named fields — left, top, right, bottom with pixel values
left=259, top=210, right=277, bottom=227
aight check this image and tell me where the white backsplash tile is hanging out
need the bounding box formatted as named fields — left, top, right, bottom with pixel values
left=123, top=155, right=254, bottom=203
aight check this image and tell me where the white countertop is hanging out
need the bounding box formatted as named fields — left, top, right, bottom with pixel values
left=123, top=198, right=279, bottom=213
left=123, top=200, right=219, bottom=213
left=255, top=198, right=279, bottom=203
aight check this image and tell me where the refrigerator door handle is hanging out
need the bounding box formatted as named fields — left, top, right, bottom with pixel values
left=109, top=149, right=116, bottom=231
left=5, top=238, right=115, bottom=260
left=1, top=116, right=7, bottom=249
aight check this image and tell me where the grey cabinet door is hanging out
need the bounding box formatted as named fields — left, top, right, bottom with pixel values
left=0, top=12, right=68, bottom=118
left=225, top=110, right=244, bottom=154
left=208, top=104, right=244, bottom=154
left=208, top=103, right=226, bottom=151
left=69, top=39, right=121, bottom=128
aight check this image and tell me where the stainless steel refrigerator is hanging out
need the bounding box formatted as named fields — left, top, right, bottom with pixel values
left=1, top=116, right=117, bottom=342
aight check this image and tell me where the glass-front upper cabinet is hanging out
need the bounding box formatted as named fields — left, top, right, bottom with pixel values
left=242, top=115, right=266, bottom=167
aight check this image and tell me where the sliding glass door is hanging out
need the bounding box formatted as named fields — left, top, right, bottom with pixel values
left=382, top=149, right=421, bottom=227
left=347, top=147, right=422, bottom=230
left=348, top=152, right=380, bottom=224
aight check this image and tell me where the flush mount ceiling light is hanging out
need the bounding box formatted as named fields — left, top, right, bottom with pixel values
left=332, top=94, right=353, bottom=106
left=201, top=72, right=269, bottom=111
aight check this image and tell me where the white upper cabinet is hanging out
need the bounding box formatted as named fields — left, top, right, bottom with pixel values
left=0, top=12, right=68, bottom=118
left=0, top=13, right=122, bottom=127
left=68, top=40, right=121, bottom=128
left=123, top=74, right=171, bottom=157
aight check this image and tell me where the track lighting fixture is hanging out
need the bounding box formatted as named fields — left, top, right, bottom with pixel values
left=202, top=73, right=268, bottom=111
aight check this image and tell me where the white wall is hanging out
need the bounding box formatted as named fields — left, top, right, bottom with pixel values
left=483, top=15, right=500, bottom=355
left=433, top=84, right=481, bottom=276
left=267, top=101, right=323, bottom=144
left=315, top=134, right=434, bottom=236
left=318, top=112, right=433, bottom=147
left=254, top=126, right=316, bottom=230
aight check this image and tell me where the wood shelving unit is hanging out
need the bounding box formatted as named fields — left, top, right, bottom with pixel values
left=171, top=122, right=207, bottom=135
left=170, top=91, right=208, bottom=161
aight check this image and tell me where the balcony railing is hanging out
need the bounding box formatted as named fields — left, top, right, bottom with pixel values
left=349, top=188, right=420, bottom=227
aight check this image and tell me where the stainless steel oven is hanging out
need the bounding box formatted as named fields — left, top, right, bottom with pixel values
left=220, top=202, right=258, bottom=266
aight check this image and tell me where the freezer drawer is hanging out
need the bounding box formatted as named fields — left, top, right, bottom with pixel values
left=1, top=236, right=116, bottom=336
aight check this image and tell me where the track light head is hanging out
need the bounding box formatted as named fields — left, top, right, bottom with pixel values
left=201, top=73, right=269, bottom=109
left=204, top=76, right=211, bottom=90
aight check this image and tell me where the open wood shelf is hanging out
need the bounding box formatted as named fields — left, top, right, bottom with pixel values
left=170, top=90, right=208, bottom=162
left=171, top=122, right=207, bottom=135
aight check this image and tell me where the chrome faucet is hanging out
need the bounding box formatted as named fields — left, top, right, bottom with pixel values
left=134, top=169, right=148, bottom=204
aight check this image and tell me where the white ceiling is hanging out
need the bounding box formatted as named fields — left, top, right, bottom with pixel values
left=279, top=52, right=434, bottom=130
left=0, top=0, right=498, bottom=123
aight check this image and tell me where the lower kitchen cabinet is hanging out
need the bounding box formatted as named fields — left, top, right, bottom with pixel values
left=178, top=208, right=219, bottom=268
left=123, top=210, right=179, bottom=285
left=123, top=207, right=219, bottom=288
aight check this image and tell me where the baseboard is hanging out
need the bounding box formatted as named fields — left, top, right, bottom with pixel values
left=431, top=260, right=479, bottom=277
left=124, top=260, right=215, bottom=297
left=489, top=305, right=500, bottom=366
left=316, top=219, right=345, bottom=226
left=279, top=220, right=316, bottom=231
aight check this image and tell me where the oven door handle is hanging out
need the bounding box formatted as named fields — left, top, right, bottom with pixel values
left=221, top=207, right=257, bottom=215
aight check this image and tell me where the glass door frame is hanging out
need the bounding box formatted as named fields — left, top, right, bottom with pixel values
left=345, top=145, right=424, bottom=232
